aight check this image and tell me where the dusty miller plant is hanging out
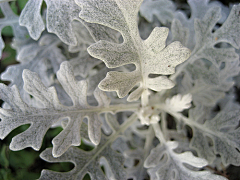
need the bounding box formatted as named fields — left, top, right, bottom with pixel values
left=0, top=0, right=240, bottom=179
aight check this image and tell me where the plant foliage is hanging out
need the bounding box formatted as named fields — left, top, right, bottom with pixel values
left=0, top=0, right=240, bottom=179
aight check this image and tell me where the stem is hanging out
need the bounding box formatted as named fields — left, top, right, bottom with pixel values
left=141, top=89, right=149, bottom=107
left=152, top=123, right=166, bottom=143
left=79, top=113, right=138, bottom=175
left=144, top=126, right=154, bottom=150
left=161, top=111, right=168, bottom=140
left=155, top=104, right=217, bottom=136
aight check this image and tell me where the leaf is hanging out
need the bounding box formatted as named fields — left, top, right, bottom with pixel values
left=68, top=20, right=95, bottom=53
left=69, top=51, right=101, bottom=78
left=19, top=0, right=81, bottom=45
left=214, top=4, right=240, bottom=49
left=140, top=0, right=175, bottom=24
left=174, top=3, right=240, bottom=71
left=181, top=60, right=240, bottom=107
left=165, top=93, right=192, bottom=112
left=190, top=110, right=240, bottom=166
left=124, top=148, right=149, bottom=180
left=144, top=141, right=227, bottom=180
left=76, top=0, right=190, bottom=101
left=19, top=0, right=44, bottom=40
left=1, top=34, right=65, bottom=102
left=173, top=0, right=229, bottom=49
left=0, top=2, right=28, bottom=58
left=39, top=136, right=126, bottom=180
left=0, top=62, right=110, bottom=157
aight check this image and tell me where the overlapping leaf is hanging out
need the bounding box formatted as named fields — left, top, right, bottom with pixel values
left=172, top=0, right=230, bottom=49
left=19, top=0, right=81, bottom=45
left=76, top=0, right=190, bottom=101
left=140, top=0, right=175, bottom=24
left=0, top=62, right=110, bottom=157
left=144, top=141, right=226, bottom=180
left=172, top=3, right=240, bottom=75
left=0, top=2, right=28, bottom=58
left=39, top=135, right=126, bottom=180
left=190, top=110, right=240, bottom=166
left=1, top=34, right=65, bottom=102
left=181, top=60, right=240, bottom=106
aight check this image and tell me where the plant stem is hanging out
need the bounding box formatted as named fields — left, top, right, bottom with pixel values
left=152, top=123, right=166, bottom=143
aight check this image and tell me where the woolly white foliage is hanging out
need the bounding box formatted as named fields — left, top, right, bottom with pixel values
left=40, top=136, right=126, bottom=180
left=76, top=0, right=191, bottom=101
left=20, top=0, right=81, bottom=45
left=190, top=110, right=240, bottom=166
left=0, top=62, right=110, bottom=157
left=165, top=93, right=192, bottom=112
left=0, top=0, right=240, bottom=179
left=0, top=3, right=27, bottom=58
left=144, top=141, right=227, bottom=180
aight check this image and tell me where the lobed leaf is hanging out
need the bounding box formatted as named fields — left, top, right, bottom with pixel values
left=0, top=2, right=28, bottom=58
left=39, top=136, right=126, bottom=180
left=140, top=0, right=175, bottom=24
left=1, top=34, right=65, bottom=103
left=190, top=110, right=240, bottom=166
left=19, top=0, right=81, bottom=45
left=165, top=93, right=192, bottom=113
left=0, top=62, right=110, bottom=157
left=76, top=0, right=190, bottom=101
left=144, top=141, right=226, bottom=180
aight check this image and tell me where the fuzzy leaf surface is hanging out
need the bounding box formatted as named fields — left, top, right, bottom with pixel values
left=0, top=62, right=110, bottom=157
left=19, top=0, right=81, bottom=45
left=39, top=135, right=126, bottom=180
left=76, top=0, right=190, bottom=101
left=144, top=141, right=226, bottom=180
left=140, top=0, right=175, bottom=24
left=1, top=34, right=65, bottom=102
left=0, top=3, right=28, bottom=58
left=190, top=110, right=240, bottom=166
left=165, top=93, right=192, bottom=112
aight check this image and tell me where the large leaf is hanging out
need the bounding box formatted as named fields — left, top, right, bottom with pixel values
left=144, top=141, right=226, bottom=180
left=39, top=114, right=139, bottom=180
left=0, top=62, right=111, bottom=157
left=181, top=60, right=240, bottom=107
left=190, top=110, right=240, bottom=166
left=39, top=136, right=126, bottom=180
left=76, top=0, right=190, bottom=101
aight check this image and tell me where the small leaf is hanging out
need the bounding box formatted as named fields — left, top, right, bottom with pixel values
left=165, top=93, right=192, bottom=112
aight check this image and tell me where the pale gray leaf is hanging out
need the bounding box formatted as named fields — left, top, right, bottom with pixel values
left=77, top=0, right=190, bottom=100
left=19, top=0, right=45, bottom=40
left=190, top=110, right=240, bottom=166
left=140, top=0, right=175, bottom=24
left=0, top=62, right=109, bottom=157
left=144, top=141, right=226, bottom=180
left=40, top=136, right=126, bottom=180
